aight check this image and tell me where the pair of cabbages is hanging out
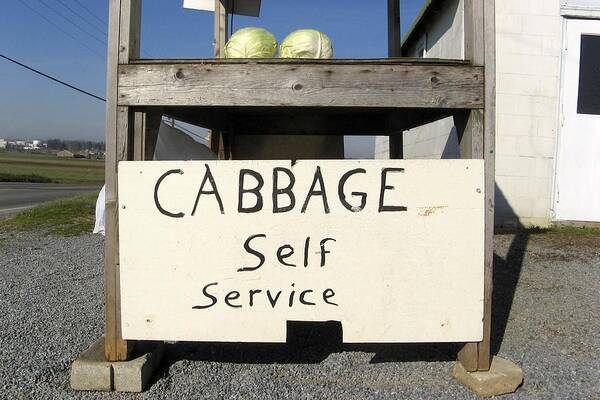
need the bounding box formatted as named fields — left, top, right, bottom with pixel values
left=224, top=28, right=333, bottom=59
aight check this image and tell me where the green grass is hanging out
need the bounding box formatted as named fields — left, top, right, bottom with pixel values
left=1, top=192, right=99, bottom=236
left=0, top=151, right=104, bottom=184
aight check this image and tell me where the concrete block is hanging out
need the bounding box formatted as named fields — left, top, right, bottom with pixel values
left=71, top=337, right=165, bottom=393
left=70, top=338, right=113, bottom=392
left=453, top=356, right=523, bottom=397
left=113, top=342, right=165, bottom=392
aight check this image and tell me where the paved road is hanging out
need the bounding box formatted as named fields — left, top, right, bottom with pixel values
left=0, top=182, right=100, bottom=219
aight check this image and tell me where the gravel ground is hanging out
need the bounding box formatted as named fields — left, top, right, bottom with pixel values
left=0, top=229, right=599, bottom=399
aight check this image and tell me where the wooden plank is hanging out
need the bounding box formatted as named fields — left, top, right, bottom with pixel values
left=128, top=57, right=471, bottom=66
left=134, top=111, right=162, bottom=161
left=388, top=0, right=402, bottom=57
left=458, top=0, right=494, bottom=372
left=479, top=0, right=496, bottom=372
left=214, top=0, right=228, bottom=58
left=118, top=63, right=484, bottom=109
left=389, top=133, right=404, bottom=159
left=145, top=111, right=162, bottom=161
left=118, top=0, right=141, bottom=64
left=456, top=109, right=484, bottom=373
left=454, top=110, right=484, bottom=159
left=210, top=0, right=228, bottom=158
left=464, top=0, right=484, bottom=65
left=105, top=0, right=140, bottom=362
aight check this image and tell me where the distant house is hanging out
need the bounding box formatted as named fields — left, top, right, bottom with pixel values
left=0, top=138, right=6, bottom=149
left=57, top=150, right=74, bottom=158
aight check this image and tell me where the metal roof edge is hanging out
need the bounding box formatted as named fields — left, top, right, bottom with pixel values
left=401, top=0, right=438, bottom=51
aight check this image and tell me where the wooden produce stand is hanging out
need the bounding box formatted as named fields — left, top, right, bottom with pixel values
left=74, top=0, right=522, bottom=395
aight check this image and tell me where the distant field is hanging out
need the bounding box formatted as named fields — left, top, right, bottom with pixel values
left=0, top=151, right=104, bottom=184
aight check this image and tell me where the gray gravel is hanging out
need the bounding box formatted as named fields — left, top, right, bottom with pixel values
left=1, top=229, right=599, bottom=399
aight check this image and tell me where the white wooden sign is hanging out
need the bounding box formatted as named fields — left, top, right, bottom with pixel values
left=118, top=160, right=484, bottom=343
left=183, top=0, right=261, bottom=17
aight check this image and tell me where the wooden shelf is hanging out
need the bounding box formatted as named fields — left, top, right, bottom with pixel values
left=118, top=58, right=483, bottom=111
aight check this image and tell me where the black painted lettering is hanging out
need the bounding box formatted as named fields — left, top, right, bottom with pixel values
left=192, top=282, right=218, bottom=309
left=249, top=289, right=262, bottom=307
left=191, top=164, right=224, bottom=216
left=276, top=245, right=296, bottom=267
left=266, top=290, right=283, bottom=308
left=379, top=168, right=408, bottom=212
left=338, top=168, right=367, bottom=212
left=237, top=234, right=266, bottom=272
left=299, top=290, right=316, bottom=306
left=323, top=288, right=339, bottom=306
left=288, top=283, right=296, bottom=307
left=303, top=237, right=310, bottom=267
left=301, top=166, right=330, bottom=214
left=273, top=167, right=296, bottom=213
left=224, top=291, right=242, bottom=308
left=319, top=238, right=336, bottom=267
left=154, top=169, right=185, bottom=218
left=238, top=169, right=264, bottom=213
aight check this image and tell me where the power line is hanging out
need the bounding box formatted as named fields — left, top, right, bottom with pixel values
left=54, top=0, right=108, bottom=37
left=72, top=0, right=107, bottom=27
left=16, top=0, right=105, bottom=59
left=0, top=53, right=106, bottom=102
left=35, top=0, right=107, bottom=46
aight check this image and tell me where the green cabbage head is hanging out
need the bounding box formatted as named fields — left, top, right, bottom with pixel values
left=224, top=27, right=278, bottom=58
left=280, top=29, right=333, bottom=59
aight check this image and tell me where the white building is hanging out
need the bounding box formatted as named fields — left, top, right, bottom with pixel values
left=0, top=138, right=6, bottom=149
left=376, top=0, right=600, bottom=228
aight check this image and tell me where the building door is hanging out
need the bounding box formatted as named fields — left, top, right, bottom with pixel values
left=555, top=19, right=600, bottom=222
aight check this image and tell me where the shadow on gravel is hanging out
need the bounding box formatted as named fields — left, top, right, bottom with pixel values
left=492, top=186, right=529, bottom=355
left=491, top=231, right=529, bottom=355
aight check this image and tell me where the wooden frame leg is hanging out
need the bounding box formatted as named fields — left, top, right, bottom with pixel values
left=455, top=109, right=492, bottom=372
left=105, top=106, right=132, bottom=362
left=104, top=0, right=141, bottom=362
left=134, top=111, right=162, bottom=161
left=389, top=133, right=404, bottom=160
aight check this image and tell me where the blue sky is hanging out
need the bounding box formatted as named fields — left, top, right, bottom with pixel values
left=0, top=0, right=425, bottom=149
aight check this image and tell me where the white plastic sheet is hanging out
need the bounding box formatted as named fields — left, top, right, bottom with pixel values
left=93, top=122, right=216, bottom=235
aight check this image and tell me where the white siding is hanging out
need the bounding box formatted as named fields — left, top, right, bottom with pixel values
left=376, top=0, right=563, bottom=228
left=495, top=0, right=561, bottom=228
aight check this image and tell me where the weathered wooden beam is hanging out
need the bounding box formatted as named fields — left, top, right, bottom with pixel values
left=458, top=0, right=495, bottom=373
left=105, top=0, right=140, bottom=362
left=117, top=63, right=484, bottom=109
left=388, top=0, right=402, bottom=57
left=480, top=0, right=496, bottom=372
left=209, top=0, right=229, bottom=155
left=454, top=110, right=484, bottom=159
left=214, top=0, right=228, bottom=57
left=133, top=111, right=162, bottom=161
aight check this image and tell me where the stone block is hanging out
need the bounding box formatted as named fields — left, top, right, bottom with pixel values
left=71, top=337, right=164, bottom=393
left=453, top=356, right=523, bottom=397
left=113, top=342, right=164, bottom=392
left=70, top=337, right=113, bottom=392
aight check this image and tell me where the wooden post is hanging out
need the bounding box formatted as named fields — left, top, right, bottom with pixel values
left=133, top=111, right=162, bottom=161
left=387, top=0, right=403, bottom=159
left=104, top=0, right=141, bottom=362
left=209, top=0, right=228, bottom=156
left=457, top=0, right=495, bottom=372
left=387, top=0, right=401, bottom=58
